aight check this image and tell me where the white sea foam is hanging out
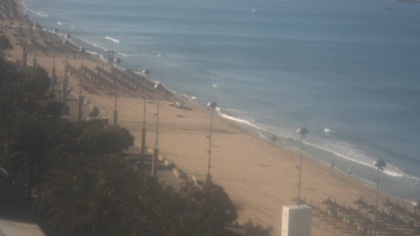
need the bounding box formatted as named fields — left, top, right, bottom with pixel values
left=105, top=36, right=120, bottom=44
left=324, top=128, right=335, bottom=134
left=22, top=0, right=420, bottom=200
left=79, top=37, right=99, bottom=48
left=218, top=111, right=264, bottom=131
left=30, top=10, right=48, bottom=17
left=57, top=21, right=63, bottom=25
left=19, top=0, right=29, bottom=14
left=305, top=140, right=404, bottom=177
left=117, top=52, right=129, bottom=57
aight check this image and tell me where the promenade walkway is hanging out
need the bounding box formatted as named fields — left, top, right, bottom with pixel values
left=0, top=218, right=44, bottom=236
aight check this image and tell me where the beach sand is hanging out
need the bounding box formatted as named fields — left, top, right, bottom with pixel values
left=1, top=2, right=416, bottom=235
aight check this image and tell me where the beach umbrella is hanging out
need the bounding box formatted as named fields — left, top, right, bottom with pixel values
left=365, top=204, right=376, bottom=215
left=322, top=196, right=334, bottom=206
left=383, top=197, right=394, bottom=208
left=391, top=202, right=404, bottom=213
left=291, top=196, right=307, bottom=205
left=353, top=197, right=367, bottom=208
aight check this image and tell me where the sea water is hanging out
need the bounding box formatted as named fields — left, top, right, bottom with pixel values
left=23, top=0, right=420, bottom=201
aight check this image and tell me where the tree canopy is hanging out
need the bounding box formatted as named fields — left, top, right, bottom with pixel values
left=0, top=58, right=242, bottom=235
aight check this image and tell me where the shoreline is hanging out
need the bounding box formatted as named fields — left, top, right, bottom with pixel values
left=3, top=1, right=420, bottom=234
left=15, top=0, right=420, bottom=208
left=20, top=0, right=420, bottom=200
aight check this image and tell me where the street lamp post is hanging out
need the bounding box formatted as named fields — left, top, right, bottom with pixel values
left=206, top=101, right=218, bottom=184
left=151, top=82, right=163, bottom=178
left=296, top=127, right=308, bottom=205
left=373, top=158, right=386, bottom=235
left=141, top=69, right=150, bottom=166
left=51, top=53, right=56, bottom=98
left=62, top=55, right=69, bottom=111
left=107, top=50, right=118, bottom=127
left=77, top=84, right=84, bottom=121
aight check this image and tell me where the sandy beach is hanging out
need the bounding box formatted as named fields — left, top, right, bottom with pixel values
left=1, top=1, right=418, bottom=235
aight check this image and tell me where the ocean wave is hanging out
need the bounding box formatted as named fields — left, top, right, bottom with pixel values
left=218, top=110, right=265, bottom=131
left=30, top=9, right=48, bottom=17
left=79, top=37, right=100, bottom=49
left=19, top=0, right=29, bottom=14
left=305, top=140, right=404, bottom=177
left=105, top=36, right=120, bottom=44
left=117, top=52, right=129, bottom=58
left=78, top=37, right=114, bottom=57
left=204, top=104, right=420, bottom=185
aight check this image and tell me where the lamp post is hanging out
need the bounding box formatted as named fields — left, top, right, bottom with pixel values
left=413, top=201, right=420, bottom=215
left=296, top=127, right=308, bottom=205
left=206, top=101, right=218, bottom=184
left=77, top=69, right=84, bottom=121
left=151, top=82, right=163, bottom=178
left=62, top=55, right=69, bottom=111
left=141, top=69, right=150, bottom=166
left=107, top=50, right=118, bottom=127
left=373, top=158, right=386, bottom=235
left=51, top=53, right=56, bottom=98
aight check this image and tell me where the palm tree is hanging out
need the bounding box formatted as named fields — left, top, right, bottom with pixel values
left=0, top=35, right=12, bottom=60
left=37, top=154, right=127, bottom=236
left=179, top=182, right=238, bottom=235
left=117, top=174, right=184, bottom=235
left=6, top=115, right=69, bottom=196
left=76, top=125, right=134, bottom=154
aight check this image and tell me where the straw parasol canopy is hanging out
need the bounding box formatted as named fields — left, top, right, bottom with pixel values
left=364, top=204, right=376, bottom=214
left=353, top=197, right=367, bottom=208
left=291, top=196, right=306, bottom=204
left=322, top=196, right=334, bottom=206
left=383, top=197, right=394, bottom=208
left=392, top=202, right=404, bottom=213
